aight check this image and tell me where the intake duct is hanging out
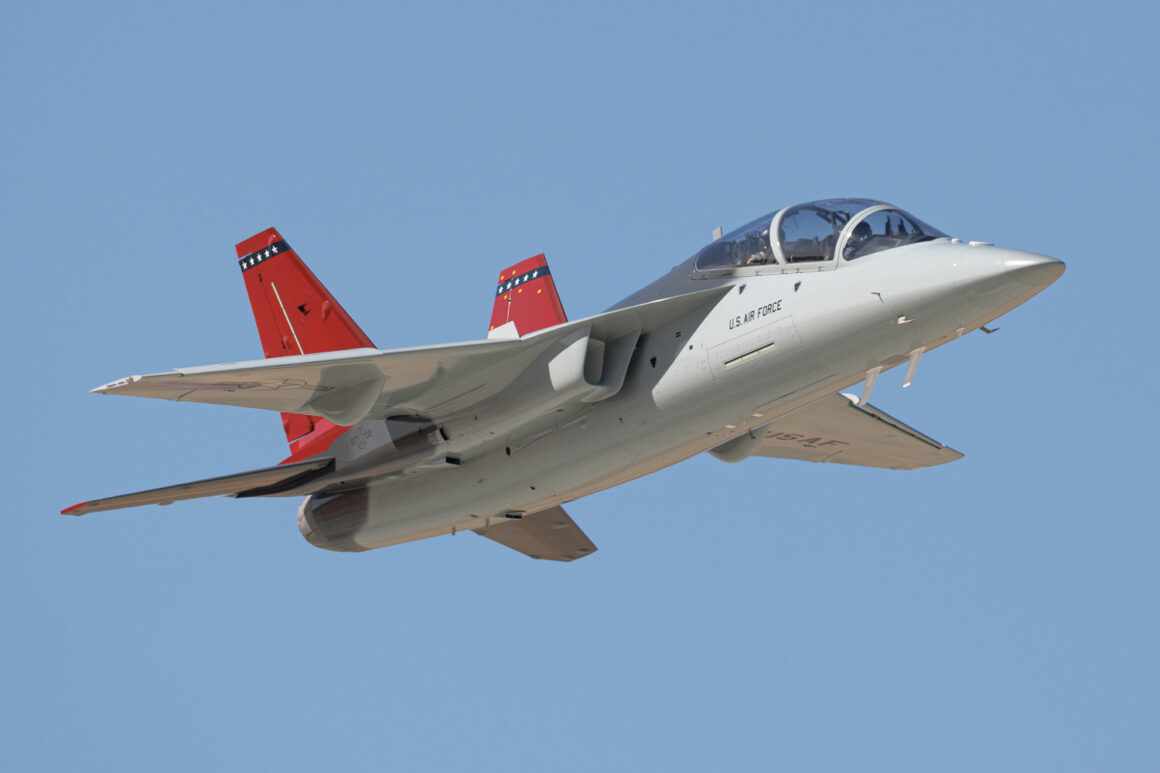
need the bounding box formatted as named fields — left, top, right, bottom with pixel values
left=464, top=327, right=641, bottom=448
left=546, top=327, right=640, bottom=404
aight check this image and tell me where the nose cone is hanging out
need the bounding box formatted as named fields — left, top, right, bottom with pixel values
left=957, top=248, right=1065, bottom=325
left=1000, top=252, right=1066, bottom=293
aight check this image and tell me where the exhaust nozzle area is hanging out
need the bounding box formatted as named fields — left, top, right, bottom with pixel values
left=297, top=490, right=371, bottom=552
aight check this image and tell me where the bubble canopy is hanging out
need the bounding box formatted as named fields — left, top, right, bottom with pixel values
left=692, top=198, right=947, bottom=271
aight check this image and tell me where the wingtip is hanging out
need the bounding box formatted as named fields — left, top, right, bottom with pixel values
left=91, top=375, right=138, bottom=395
left=60, top=502, right=89, bottom=516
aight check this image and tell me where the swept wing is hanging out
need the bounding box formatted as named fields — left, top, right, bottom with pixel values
left=745, top=393, right=962, bottom=470
left=476, top=506, right=597, bottom=562
left=91, top=286, right=731, bottom=426
left=62, top=458, right=334, bottom=516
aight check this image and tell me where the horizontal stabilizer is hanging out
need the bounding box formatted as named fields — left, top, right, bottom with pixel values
left=476, top=505, right=597, bottom=561
left=742, top=392, right=962, bottom=470
left=61, top=458, right=334, bottom=516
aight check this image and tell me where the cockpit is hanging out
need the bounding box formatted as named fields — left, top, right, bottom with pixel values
left=693, top=198, right=947, bottom=272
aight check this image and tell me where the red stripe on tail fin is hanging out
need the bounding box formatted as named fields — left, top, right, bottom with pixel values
left=488, top=254, right=567, bottom=337
left=236, top=227, right=375, bottom=459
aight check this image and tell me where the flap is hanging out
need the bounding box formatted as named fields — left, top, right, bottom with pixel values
left=61, top=458, right=334, bottom=516
left=475, top=505, right=598, bottom=561
left=751, top=393, right=963, bottom=470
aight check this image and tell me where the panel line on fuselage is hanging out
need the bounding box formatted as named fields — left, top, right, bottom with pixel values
left=724, top=340, right=777, bottom=369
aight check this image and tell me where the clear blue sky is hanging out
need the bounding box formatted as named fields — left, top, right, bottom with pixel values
left=4, top=1, right=1157, bottom=770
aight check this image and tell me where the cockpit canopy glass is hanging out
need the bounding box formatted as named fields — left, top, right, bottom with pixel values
left=691, top=198, right=947, bottom=272
left=693, top=213, right=777, bottom=270
left=842, top=209, right=947, bottom=260
left=778, top=198, right=877, bottom=263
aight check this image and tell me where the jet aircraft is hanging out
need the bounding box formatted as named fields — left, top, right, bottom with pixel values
left=63, top=198, right=1065, bottom=560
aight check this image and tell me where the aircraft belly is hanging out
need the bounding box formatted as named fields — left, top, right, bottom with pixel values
left=343, top=353, right=829, bottom=550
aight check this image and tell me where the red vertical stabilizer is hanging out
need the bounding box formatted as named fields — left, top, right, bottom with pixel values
left=235, top=227, right=375, bottom=460
left=488, top=254, right=567, bottom=337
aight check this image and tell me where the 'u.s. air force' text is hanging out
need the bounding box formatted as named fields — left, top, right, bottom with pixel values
left=728, top=298, right=783, bottom=330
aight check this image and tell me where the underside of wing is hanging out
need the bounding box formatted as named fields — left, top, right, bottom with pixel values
left=89, top=285, right=731, bottom=426
left=61, top=458, right=334, bottom=516
left=744, top=393, right=963, bottom=470
left=90, top=339, right=528, bottom=425
left=475, top=505, right=598, bottom=561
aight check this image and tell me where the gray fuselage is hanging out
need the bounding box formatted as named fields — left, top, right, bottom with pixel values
left=295, top=235, right=1063, bottom=553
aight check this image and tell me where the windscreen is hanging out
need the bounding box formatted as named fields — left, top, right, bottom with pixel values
left=843, top=209, right=946, bottom=259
